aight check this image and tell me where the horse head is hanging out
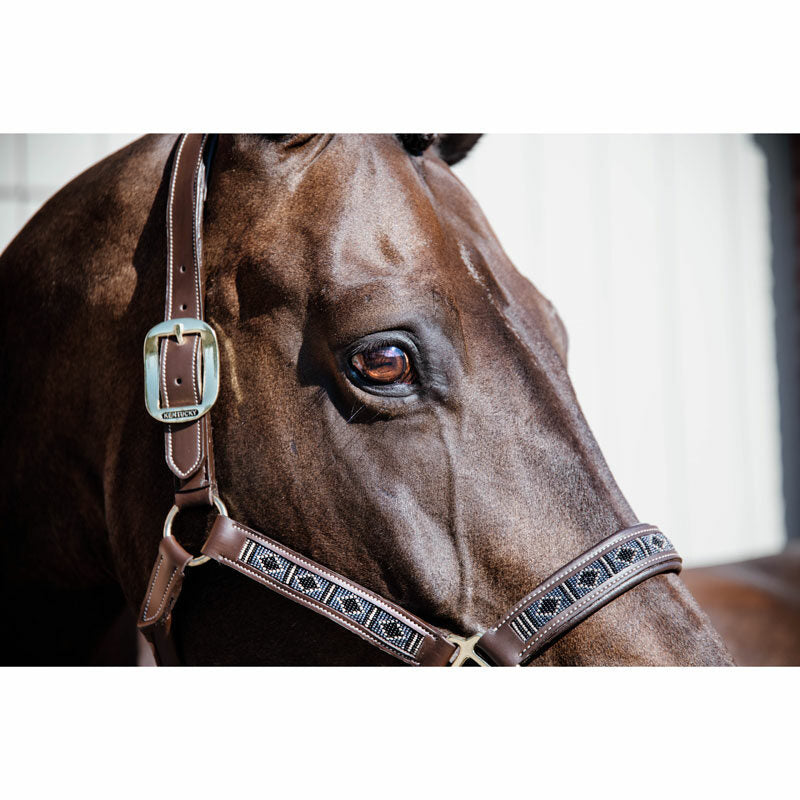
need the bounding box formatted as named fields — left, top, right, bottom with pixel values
left=0, top=133, right=731, bottom=664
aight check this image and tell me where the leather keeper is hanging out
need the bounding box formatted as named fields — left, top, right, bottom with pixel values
left=137, top=536, right=195, bottom=665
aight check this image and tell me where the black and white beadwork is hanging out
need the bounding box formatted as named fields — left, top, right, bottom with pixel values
left=509, top=531, right=675, bottom=642
left=238, top=538, right=426, bottom=660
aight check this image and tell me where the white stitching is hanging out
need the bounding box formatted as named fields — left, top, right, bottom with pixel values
left=142, top=555, right=163, bottom=621
left=188, top=136, right=206, bottom=405
left=165, top=134, right=187, bottom=319
left=165, top=419, right=203, bottom=478
left=161, top=339, right=171, bottom=405
left=160, top=335, right=200, bottom=409
left=141, top=555, right=182, bottom=624
left=226, top=522, right=437, bottom=640
left=491, top=527, right=658, bottom=630
left=164, top=135, right=186, bottom=467
left=163, top=135, right=205, bottom=477
left=518, top=552, right=678, bottom=659
left=517, top=551, right=679, bottom=658
left=231, top=523, right=436, bottom=639
left=142, top=565, right=180, bottom=623
left=191, top=135, right=206, bottom=319
left=191, top=335, right=200, bottom=403
left=493, top=528, right=657, bottom=629
left=215, top=555, right=420, bottom=665
left=161, top=134, right=185, bottom=408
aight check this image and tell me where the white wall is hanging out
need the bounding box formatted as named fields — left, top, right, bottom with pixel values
left=0, top=134, right=137, bottom=248
left=455, top=135, right=786, bottom=565
left=0, top=134, right=786, bottom=566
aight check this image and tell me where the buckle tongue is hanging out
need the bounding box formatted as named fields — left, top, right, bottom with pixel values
left=143, top=318, right=220, bottom=422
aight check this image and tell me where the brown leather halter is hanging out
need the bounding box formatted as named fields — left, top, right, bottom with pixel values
left=138, top=134, right=682, bottom=666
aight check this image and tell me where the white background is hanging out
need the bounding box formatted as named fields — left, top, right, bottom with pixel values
left=1, top=2, right=797, bottom=798
left=1, top=133, right=786, bottom=565
left=456, top=134, right=786, bottom=566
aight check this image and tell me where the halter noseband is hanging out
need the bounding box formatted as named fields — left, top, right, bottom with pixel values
left=138, top=134, right=682, bottom=666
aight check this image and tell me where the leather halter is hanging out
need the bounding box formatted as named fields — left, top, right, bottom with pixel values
left=138, top=134, right=682, bottom=666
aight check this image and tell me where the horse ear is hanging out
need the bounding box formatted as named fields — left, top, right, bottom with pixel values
left=436, top=134, right=482, bottom=165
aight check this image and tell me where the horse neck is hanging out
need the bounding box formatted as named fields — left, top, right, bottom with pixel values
left=0, top=135, right=176, bottom=592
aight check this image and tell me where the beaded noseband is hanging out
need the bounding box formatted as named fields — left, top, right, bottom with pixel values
left=138, top=134, right=682, bottom=666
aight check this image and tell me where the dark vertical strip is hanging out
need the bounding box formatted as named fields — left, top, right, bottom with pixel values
left=754, top=135, right=800, bottom=540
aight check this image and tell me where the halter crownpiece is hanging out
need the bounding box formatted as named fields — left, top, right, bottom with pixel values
left=139, top=134, right=682, bottom=666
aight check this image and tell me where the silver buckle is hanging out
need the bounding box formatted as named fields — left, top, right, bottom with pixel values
left=143, top=318, right=220, bottom=423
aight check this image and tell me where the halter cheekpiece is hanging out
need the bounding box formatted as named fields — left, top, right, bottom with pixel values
left=138, top=134, right=682, bottom=666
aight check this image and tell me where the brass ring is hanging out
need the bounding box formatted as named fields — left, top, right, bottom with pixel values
left=162, top=493, right=228, bottom=567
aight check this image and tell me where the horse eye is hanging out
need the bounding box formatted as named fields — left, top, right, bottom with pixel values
left=350, top=345, right=414, bottom=384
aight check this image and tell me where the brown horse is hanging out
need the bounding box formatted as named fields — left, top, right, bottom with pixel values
left=0, top=134, right=732, bottom=665
left=683, top=543, right=800, bottom=666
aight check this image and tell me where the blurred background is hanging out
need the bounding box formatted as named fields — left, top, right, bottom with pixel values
left=1, top=134, right=797, bottom=567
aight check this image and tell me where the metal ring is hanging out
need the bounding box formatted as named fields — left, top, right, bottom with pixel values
left=162, top=493, right=228, bottom=567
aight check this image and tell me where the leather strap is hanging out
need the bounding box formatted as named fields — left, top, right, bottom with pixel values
left=137, top=536, right=195, bottom=666
left=138, top=133, right=683, bottom=666
left=195, top=517, right=679, bottom=666
left=160, top=133, right=217, bottom=508
left=201, top=515, right=458, bottom=666
left=139, top=134, right=219, bottom=664
left=475, top=523, right=682, bottom=665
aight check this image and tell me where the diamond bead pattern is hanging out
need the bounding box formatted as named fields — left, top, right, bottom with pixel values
left=603, top=539, right=648, bottom=573
left=509, top=532, right=676, bottom=643
left=238, top=538, right=425, bottom=659
left=564, top=559, right=613, bottom=600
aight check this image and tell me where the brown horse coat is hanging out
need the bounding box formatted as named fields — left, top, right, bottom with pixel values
left=0, top=134, right=733, bottom=665
left=683, top=544, right=800, bottom=666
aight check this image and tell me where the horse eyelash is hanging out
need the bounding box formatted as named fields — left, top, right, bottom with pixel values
left=348, top=335, right=413, bottom=355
